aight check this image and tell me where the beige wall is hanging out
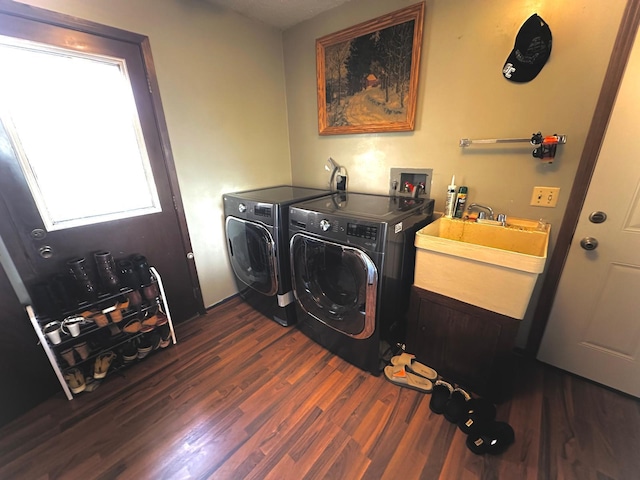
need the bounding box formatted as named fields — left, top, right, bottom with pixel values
left=12, top=0, right=627, bottom=347
left=16, top=0, right=293, bottom=308
left=283, top=0, right=626, bottom=345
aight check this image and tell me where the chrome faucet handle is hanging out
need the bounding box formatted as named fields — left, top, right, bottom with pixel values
left=497, top=213, right=507, bottom=226
left=478, top=211, right=486, bottom=219
left=466, top=203, right=494, bottom=220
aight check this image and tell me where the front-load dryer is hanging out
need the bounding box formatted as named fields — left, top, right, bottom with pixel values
left=289, top=192, right=434, bottom=374
left=224, top=185, right=331, bottom=326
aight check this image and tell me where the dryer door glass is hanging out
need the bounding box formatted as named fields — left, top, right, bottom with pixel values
left=290, top=233, right=378, bottom=339
left=225, top=217, right=278, bottom=296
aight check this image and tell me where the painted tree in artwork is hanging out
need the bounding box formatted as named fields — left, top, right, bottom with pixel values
left=324, top=40, right=351, bottom=123
left=346, top=34, right=375, bottom=96
left=374, top=20, right=415, bottom=107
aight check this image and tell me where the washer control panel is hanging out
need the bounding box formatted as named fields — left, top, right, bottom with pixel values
left=319, top=219, right=331, bottom=232
left=223, top=195, right=276, bottom=226
left=346, top=223, right=378, bottom=241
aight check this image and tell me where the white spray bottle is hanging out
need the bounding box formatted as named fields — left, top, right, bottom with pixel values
left=445, top=175, right=456, bottom=218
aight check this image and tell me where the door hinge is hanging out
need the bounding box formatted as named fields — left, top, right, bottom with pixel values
left=147, top=76, right=153, bottom=94
left=172, top=195, right=178, bottom=211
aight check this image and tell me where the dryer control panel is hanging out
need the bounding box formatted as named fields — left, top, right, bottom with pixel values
left=223, top=196, right=277, bottom=226
left=289, top=208, right=385, bottom=252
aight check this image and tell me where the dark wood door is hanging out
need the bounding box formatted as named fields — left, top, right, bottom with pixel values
left=0, top=257, right=59, bottom=428
left=0, top=3, right=203, bottom=322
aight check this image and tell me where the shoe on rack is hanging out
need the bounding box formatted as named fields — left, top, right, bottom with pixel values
left=91, top=313, right=109, bottom=328
left=150, top=331, right=162, bottom=350
left=121, top=339, right=138, bottom=363
left=107, top=304, right=123, bottom=324
left=122, top=318, right=142, bottom=334
left=157, top=321, right=171, bottom=348
left=84, top=376, right=101, bottom=392
left=142, top=314, right=159, bottom=327
left=61, top=348, right=76, bottom=367
left=74, top=342, right=90, bottom=361
left=64, top=368, right=86, bottom=394
left=94, top=351, right=117, bottom=379
left=137, top=326, right=154, bottom=359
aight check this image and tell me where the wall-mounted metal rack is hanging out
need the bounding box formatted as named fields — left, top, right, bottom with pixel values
left=459, top=132, right=566, bottom=163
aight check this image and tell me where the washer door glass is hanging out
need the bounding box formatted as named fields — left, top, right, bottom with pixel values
left=226, top=216, right=277, bottom=296
left=290, top=233, right=378, bottom=339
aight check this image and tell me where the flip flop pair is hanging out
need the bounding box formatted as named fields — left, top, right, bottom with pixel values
left=383, top=364, right=434, bottom=393
left=390, top=353, right=437, bottom=380
left=384, top=353, right=438, bottom=393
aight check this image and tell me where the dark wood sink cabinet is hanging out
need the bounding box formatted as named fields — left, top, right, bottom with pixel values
left=405, top=286, right=520, bottom=402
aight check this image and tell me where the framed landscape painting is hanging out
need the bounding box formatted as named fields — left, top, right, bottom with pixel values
left=316, top=2, right=425, bottom=135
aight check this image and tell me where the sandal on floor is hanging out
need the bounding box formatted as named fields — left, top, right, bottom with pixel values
left=466, top=421, right=515, bottom=455
left=429, top=380, right=454, bottom=414
left=458, top=397, right=497, bottom=435
left=384, top=365, right=433, bottom=393
left=64, top=368, right=86, bottom=394
left=390, top=353, right=438, bottom=380
left=444, top=387, right=471, bottom=423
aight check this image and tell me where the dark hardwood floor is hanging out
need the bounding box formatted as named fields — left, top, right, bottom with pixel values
left=1, top=296, right=639, bottom=479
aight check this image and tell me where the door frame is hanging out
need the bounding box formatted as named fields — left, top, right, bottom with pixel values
left=526, top=0, right=640, bottom=355
left=0, top=0, right=205, bottom=315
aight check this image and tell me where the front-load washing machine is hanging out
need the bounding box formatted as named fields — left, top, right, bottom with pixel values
left=223, top=185, right=331, bottom=326
left=289, top=192, right=434, bottom=374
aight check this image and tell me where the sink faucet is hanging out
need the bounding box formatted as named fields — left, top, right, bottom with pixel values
left=467, top=203, right=494, bottom=220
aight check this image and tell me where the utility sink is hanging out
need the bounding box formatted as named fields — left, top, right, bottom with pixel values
left=413, top=216, right=550, bottom=319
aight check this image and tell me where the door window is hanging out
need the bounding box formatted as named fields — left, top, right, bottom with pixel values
left=290, top=233, right=377, bottom=339
left=0, top=36, right=160, bottom=231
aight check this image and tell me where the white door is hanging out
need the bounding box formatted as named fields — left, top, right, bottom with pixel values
left=537, top=27, right=640, bottom=397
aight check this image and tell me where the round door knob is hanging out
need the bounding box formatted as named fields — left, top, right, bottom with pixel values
left=186, top=252, right=194, bottom=259
left=30, top=228, right=47, bottom=240
left=238, top=203, right=247, bottom=213
left=589, top=211, right=607, bottom=224
left=319, top=219, right=331, bottom=232
left=38, top=245, right=54, bottom=259
left=580, top=237, right=598, bottom=251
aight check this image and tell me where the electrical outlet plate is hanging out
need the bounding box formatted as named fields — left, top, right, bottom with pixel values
left=530, top=186, right=560, bottom=207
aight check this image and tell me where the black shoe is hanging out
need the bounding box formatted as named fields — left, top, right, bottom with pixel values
left=458, top=397, right=496, bottom=435
left=444, top=387, right=471, bottom=423
left=429, top=380, right=453, bottom=414
left=466, top=421, right=515, bottom=455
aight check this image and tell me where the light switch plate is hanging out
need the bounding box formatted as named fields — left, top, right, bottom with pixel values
left=530, top=186, right=560, bottom=207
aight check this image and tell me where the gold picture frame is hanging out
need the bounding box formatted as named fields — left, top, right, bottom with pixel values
left=316, top=2, right=425, bottom=135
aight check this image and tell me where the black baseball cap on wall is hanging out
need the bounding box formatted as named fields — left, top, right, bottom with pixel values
left=503, top=14, right=552, bottom=83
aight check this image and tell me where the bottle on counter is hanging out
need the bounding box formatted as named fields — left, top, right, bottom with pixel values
left=454, top=186, right=468, bottom=218
left=445, top=175, right=456, bottom=218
